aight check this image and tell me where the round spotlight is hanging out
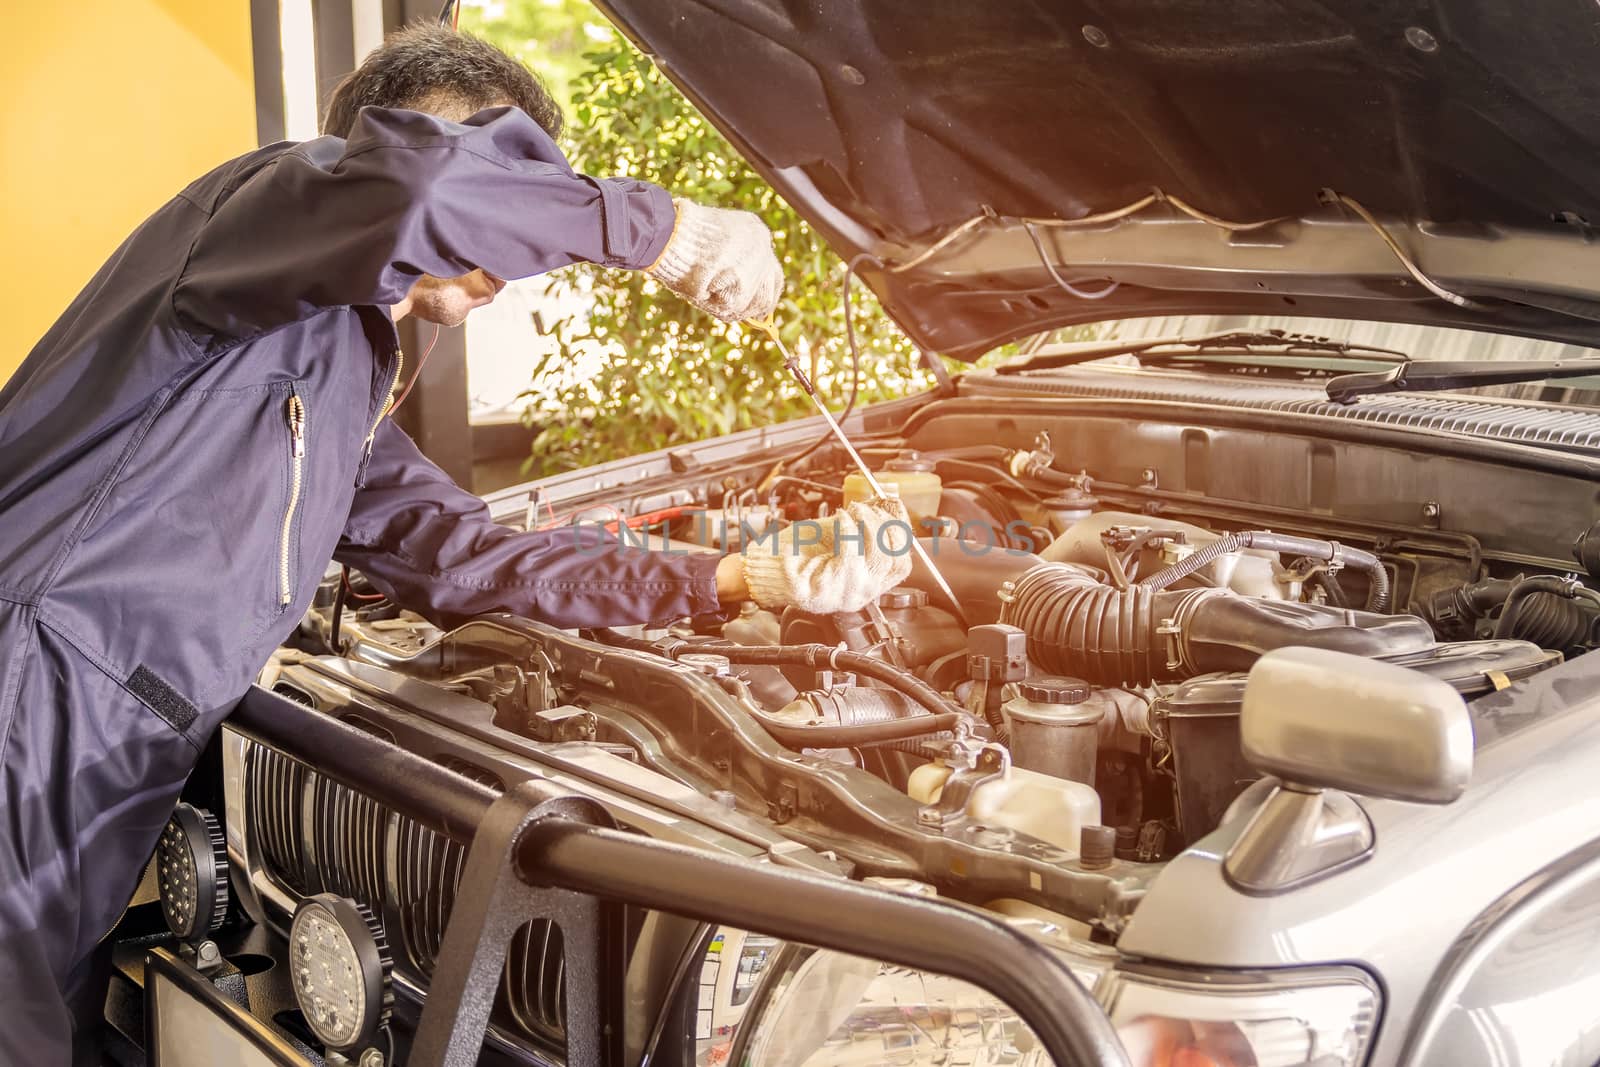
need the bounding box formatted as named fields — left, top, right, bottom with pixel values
left=288, top=894, right=392, bottom=1053
left=156, top=803, right=229, bottom=944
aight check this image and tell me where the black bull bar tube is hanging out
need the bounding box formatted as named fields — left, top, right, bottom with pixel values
left=232, top=686, right=1129, bottom=1067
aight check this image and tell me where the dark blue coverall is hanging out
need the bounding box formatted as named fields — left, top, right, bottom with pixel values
left=0, top=105, right=724, bottom=1062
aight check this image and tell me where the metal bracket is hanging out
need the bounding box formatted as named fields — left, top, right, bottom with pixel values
left=1222, top=780, right=1374, bottom=895
left=1156, top=616, right=1182, bottom=672
left=232, top=685, right=1134, bottom=1067
left=409, top=786, right=624, bottom=1067
left=917, top=746, right=1008, bottom=830
left=533, top=706, right=597, bottom=743
left=178, top=939, right=251, bottom=1010
left=189, top=939, right=225, bottom=975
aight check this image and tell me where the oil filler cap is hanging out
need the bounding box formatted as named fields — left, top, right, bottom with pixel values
left=1018, top=676, right=1092, bottom=705
left=878, top=588, right=928, bottom=610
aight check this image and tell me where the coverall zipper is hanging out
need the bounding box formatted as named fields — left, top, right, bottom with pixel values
left=279, top=392, right=307, bottom=606
left=357, top=347, right=404, bottom=485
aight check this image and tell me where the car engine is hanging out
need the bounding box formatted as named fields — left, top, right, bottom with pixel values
left=222, top=405, right=1600, bottom=1060
left=269, top=425, right=1594, bottom=920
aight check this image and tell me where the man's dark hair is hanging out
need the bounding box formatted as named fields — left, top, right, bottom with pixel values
left=323, top=23, right=563, bottom=139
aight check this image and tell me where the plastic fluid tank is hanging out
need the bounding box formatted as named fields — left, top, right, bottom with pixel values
left=1003, top=676, right=1104, bottom=786
left=906, top=759, right=1101, bottom=856
left=842, top=452, right=942, bottom=521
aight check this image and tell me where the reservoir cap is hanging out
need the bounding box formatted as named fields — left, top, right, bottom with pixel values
left=1019, top=676, right=1092, bottom=705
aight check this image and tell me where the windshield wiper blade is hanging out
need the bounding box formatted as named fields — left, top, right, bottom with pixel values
left=998, top=329, right=1408, bottom=375
left=1325, top=359, right=1600, bottom=402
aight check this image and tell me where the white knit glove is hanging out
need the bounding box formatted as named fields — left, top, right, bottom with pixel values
left=647, top=198, right=783, bottom=322
left=740, top=498, right=915, bottom=614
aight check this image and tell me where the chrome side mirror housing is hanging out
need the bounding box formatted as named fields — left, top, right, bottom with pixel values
left=1240, top=646, right=1474, bottom=803
left=1224, top=647, right=1475, bottom=894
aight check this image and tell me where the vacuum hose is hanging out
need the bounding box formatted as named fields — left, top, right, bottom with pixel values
left=681, top=641, right=963, bottom=719
left=1137, top=530, right=1391, bottom=613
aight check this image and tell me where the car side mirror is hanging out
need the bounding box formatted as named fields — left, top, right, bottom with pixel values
left=1224, top=647, right=1474, bottom=894
left=1241, top=646, right=1474, bottom=803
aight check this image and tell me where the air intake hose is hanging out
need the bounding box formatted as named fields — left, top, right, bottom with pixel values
left=1137, top=531, right=1391, bottom=613
left=1000, top=564, right=1209, bottom=685
left=1001, top=563, right=1432, bottom=687
left=1430, top=576, right=1600, bottom=651
left=1492, top=575, right=1600, bottom=648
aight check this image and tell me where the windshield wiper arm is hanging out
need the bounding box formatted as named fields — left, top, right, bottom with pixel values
left=998, top=329, right=1408, bottom=375
left=1325, top=359, right=1600, bottom=402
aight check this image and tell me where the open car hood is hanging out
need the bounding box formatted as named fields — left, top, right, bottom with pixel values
left=595, top=0, right=1600, bottom=359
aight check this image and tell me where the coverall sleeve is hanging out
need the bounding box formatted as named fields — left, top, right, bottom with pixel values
left=334, top=421, right=725, bottom=629
left=173, top=105, right=674, bottom=349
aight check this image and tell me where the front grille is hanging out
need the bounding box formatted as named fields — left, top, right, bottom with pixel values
left=249, top=745, right=308, bottom=896
left=243, top=743, right=566, bottom=1046
left=506, top=921, right=566, bottom=1040
left=392, top=815, right=466, bottom=976
left=311, top=776, right=387, bottom=916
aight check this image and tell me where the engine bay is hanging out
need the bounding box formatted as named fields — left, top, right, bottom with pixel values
left=276, top=409, right=1599, bottom=936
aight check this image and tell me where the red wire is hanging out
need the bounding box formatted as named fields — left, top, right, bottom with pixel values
left=603, top=505, right=688, bottom=533
left=387, top=324, right=442, bottom=416
left=342, top=569, right=387, bottom=602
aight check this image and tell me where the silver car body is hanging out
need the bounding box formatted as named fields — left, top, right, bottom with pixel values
left=1122, top=649, right=1600, bottom=1065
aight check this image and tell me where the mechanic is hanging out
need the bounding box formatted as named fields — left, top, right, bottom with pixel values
left=0, top=24, right=910, bottom=1064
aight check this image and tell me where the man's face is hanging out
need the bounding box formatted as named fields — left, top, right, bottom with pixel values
left=401, top=269, right=507, bottom=326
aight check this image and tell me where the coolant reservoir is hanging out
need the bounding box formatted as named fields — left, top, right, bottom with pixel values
left=906, top=759, right=1100, bottom=856
left=842, top=452, right=942, bottom=521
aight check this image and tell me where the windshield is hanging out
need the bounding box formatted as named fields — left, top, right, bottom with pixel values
left=1080, top=314, right=1600, bottom=408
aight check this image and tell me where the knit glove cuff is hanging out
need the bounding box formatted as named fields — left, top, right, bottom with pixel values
left=741, top=498, right=914, bottom=615
left=647, top=198, right=783, bottom=322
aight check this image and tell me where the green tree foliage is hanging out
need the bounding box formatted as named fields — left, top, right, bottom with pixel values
left=458, top=0, right=607, bottom=112
left=514, top=31, right=944, bottom=473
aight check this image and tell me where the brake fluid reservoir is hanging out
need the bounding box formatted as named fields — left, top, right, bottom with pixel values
left=906, top=759, right=1100, bottom=856
left=842, top=452, right=941, bottom=520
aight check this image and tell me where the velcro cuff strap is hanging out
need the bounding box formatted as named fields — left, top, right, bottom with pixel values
left=128, top=665, right=198, bottom=733
left=591, top=176, right=626, bottom=262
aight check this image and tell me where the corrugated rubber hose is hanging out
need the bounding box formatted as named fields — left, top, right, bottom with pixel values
left=1493, top=575, right=1600, bottom=643
left=1001, top=563, right=1432, bottom=687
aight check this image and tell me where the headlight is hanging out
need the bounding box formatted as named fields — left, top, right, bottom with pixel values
left=730, top=946, right=1380, bottom=1067
left=1103, top=966, right=1381, bottom=1067
left=730, top=942, right=1107, bottom=1067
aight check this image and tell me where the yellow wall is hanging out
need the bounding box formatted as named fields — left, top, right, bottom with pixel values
left=0, top=0, right=257, bottom=383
